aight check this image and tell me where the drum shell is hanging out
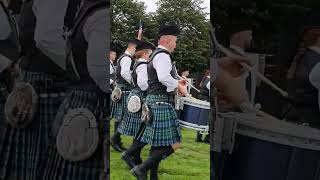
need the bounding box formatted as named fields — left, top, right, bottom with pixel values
left=217, top=113, right=320, bottom=180
left=180, top=103, right=209, bottom=126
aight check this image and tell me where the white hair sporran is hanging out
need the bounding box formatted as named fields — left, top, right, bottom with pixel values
left=127, top=95, right=142, bottom=113
left=4, top=82, right=38, bottom=128
left=56, top=108, right=99, bottom=162
left=141, top=103, right=152, bottom=125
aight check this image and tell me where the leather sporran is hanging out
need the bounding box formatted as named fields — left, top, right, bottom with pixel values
left=141, top=103, right=152, bottom=125
left=111, top=86, right=122, bottom=102
left=4, top=82, right=38, bottom=128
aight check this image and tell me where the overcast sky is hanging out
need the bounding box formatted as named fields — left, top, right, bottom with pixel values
left=138, top=0, right=210, bottom=17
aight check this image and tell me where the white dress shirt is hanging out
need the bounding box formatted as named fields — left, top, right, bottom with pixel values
left=33, top=0, right=110, bottom=93
left=136, top=58, right=148, bottom=91
left=152, top=45, right=178, bottom=92
left=110, top=60, right=115, bottom=85
left=308, top=46, right=320, bottom=111
left=0, top=6, right=11, bottom=40
left=33, top=0, right=68, bottom=70
left=120, top=51, right=133, bottom=84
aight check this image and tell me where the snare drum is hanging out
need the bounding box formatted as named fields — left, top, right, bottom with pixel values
left=178, top=97, right=210, bottom=131
left=215, top=112, right=320, bottom=180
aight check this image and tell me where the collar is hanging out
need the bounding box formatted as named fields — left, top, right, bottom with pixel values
left=309, top=46, right=320, bottom=56
left=125, top=51, right=132, bottom=56
left=158, top=45, right=170, bottom=53
left=230, top=44, right=246, bottom=55
left=137, top=58, right=148, bottom=62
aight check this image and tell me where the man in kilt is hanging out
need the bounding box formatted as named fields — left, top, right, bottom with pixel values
left=0, top=1, right=21, bottom=178
left=130, top=24, right=188, bottom=180
left=0, top=0, right=72, bottom=179
left=110, top=39, right=141, bottom=152
left=120, top=41, right=154, bottom=168
left=39, top=0, right=110, bottom=179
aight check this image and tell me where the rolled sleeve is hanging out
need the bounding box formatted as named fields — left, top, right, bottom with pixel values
left=136, top=63, right=148, bottom=91
left=120, top=56, right=132, bottom=84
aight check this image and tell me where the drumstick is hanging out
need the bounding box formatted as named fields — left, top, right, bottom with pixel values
left=217, top=43, right=289, bottom=98
left=240, top=102, right=281, bottom=121
left=177, top=75, right=201, bottom=92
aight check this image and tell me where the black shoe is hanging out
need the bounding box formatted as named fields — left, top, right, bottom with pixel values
left=195, top=132, right=203, bottom=142
left=121, top=151, right=136, bottom=169
left=130, top=165, right=147, bottom=180
left=203, top=135, right=210, bottom=143
left=111, top=133, right=126, bottom=152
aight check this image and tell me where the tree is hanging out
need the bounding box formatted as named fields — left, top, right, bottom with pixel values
left=155, top=0, right=210, bottom=73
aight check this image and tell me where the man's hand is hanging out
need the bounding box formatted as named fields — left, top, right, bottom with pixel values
left=218, top=56, right=250, bottom=77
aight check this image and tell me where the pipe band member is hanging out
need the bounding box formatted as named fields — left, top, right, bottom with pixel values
left=40, top=0, right=109, bottom=179
left=120, top=41, right=154, bottom=169
left=130, top=24, right=188, bottom=180
left=110, top=38, right=141, bottom=152
left=286, top=26, right=320, bottom=128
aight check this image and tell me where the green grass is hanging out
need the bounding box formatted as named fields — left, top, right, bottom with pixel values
left=110, top=120, right=210, bottom=180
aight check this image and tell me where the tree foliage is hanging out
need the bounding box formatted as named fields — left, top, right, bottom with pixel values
left=111, top=0, right=210, bottom=74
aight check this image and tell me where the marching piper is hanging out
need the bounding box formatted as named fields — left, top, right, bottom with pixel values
left=120, top=41, right=154, bottom=169
left=110, top=38, right=141, bottom=152
left=0, top=1, right=20, bottom=178
left=130, top=24, right=188, bottom=180
left=38, top=0, right=109, bottom=179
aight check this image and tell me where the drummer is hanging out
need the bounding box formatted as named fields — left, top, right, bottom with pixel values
left=196, top=69, right=210, bottom=143
left=286, top=26, right=320, bottom=128
left=120, top=41, right=155, bottom=168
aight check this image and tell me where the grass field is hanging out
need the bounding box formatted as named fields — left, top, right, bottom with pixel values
left=110, top=120, right=210, bottom=180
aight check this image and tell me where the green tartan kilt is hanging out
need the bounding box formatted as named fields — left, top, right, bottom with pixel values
left=40, top=90, right=105, bottom=180
left=140, top=95, right=182, bottom=147
left=110, top=84, right=131, bottom=121
left=0, top=71, right=65, bottom=180
left=118, top=90, right=144, bottom=137
left=0, top=81, right=9, bottom=179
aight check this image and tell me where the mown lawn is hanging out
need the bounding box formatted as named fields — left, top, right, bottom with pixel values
left=110, top=120, right=210, bottom=180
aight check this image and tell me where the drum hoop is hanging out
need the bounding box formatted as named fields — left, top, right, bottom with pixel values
left=183, top=101, right=210, bottom=109
left=221, top=112, right=320, bottom=151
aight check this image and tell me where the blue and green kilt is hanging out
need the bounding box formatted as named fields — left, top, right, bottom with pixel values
left=118, top=89, right=145, bottom=137
left=110, top=84, right=131, bottom=121
left=0, top=81, right=10, bottom=179
left=40, top=89, right=106, bottom=180
left=0, top=71, right=66, bottom=180
left=140, top=95, right=182, bottom=147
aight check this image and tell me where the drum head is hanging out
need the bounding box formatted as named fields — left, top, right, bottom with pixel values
left=4, top=82, right=38, bottom=128
left=111, top=87, right=122, bottom=102
left=56, top=108, right=99, bottom=162
left=127, top=95, right=141, bottom=113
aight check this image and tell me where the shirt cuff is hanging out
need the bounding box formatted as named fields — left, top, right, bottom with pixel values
left=167, top=79, right=178, bottom=92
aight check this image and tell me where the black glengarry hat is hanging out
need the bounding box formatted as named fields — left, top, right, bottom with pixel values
left=136, top=41, right=155, bottom=51
left=159, top=24, right=180, bottom=37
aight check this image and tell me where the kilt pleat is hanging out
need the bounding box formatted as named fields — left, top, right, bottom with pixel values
left=118, top=90, right=144, bottom=137
left=110, top=84, right=131, bottom=121
left=40, top=90, right=105, bottom=180
left=140, top=95, right=182, bottom=147
left=0, top=71, right=65, bottom=180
